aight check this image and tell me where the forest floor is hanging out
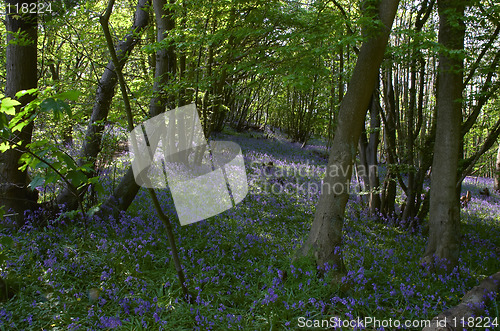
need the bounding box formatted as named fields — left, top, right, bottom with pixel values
left=0, top=128, right=499, bottom=330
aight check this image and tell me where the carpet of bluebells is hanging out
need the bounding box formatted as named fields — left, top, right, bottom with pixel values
left=0, top=128, right=499, bottom=330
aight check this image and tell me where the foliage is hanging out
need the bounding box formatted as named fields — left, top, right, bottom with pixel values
left=0, top=89, right=104, bottom=202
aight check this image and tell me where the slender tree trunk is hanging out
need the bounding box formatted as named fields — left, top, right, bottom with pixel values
left=358, top=125, right=370, bottom=194
left=367, top=91, right=381, bottom=213
left=97, top=0, right=176, bottom=216
left=402, top=0, right=434, bottom=223
left=357, top=91, right=382, bottom=214
left=338, top=43, right=344, bottom=105
left=296, top=0, right=399, bottom=275
left=56, top=0, right=151, bottom=209
left=380, top=66, right=398, bottom=216
left=458, top=118, right=500, bottom=186
left=495, top=144, right=500, bottom=192
left=0, top=0, right=38, bottom=226
left=421, top=0, right=465, bottom=272
left=402, top=59, right=416, bottom=221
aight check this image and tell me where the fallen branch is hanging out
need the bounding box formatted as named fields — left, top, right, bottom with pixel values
left=422, top=271, right=500, bottom=331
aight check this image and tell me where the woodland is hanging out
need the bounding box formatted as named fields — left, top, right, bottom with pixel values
left=0, top=0, right=499, bottom=329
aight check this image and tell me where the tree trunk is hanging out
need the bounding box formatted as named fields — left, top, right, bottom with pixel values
left=402, top=58, right=416, bottom=222
left=97, top=0, right=176, bottom=217
left=56, top=0, right=151, bottom=210
left=367, top=91, right=381, bottom=213
left=402, top=0, right=434, bottom=224
left=0, top=0, right=38, bottom=226
left=422, top=271, right=500, bottom=331
left=358, top=124, right=370, bottom=194
left=458, top=118, right=500, bottom=186
left=494, top=144, right=500, bottom=192
left=380, top=65, right=398, bottom=216
left=421, top=0, right=465, bottom=272
left=296, top=0, right=399, bottom=275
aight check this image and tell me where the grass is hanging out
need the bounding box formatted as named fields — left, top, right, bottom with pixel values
left=0, top=131, right=499, bottom=330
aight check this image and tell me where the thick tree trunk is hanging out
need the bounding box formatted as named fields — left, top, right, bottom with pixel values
left=97, top=0, right=176, bottom=217
left=421, top=0, right=465, bottom=272
left=0, top=0, right=38, bottom=226
left=56, top=0, right=150, bottom=209
left=296, top=0, right=399, bottom=275
left=495, top=144, right=500, bottom=192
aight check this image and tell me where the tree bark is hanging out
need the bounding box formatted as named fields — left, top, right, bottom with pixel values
left=495, top=144, right=500, bottom=192
left=367, top=91, right=381, bottom=213
left=0, top=0, right=38, bottom=226
left=56, top=0, right=151, bottom=209
left=421, top=0, right=465, bottom=272
left=402, top=57, right=416, bottom=221
left=295, top=0, right=399, bottom=275
left=97, top=0, right=176, bottom=217
left=422, top=271, right=500, bottom=331
left=401, top=0, right=433, bottom=223
left=380, top=65, right=399, bottom=216
left=357, top=91, right=382, bottom=213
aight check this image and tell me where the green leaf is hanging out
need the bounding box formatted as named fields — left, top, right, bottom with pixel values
left=11, top=120, right=29, bottom=132
left=15, top=88, right=38, bottom=99
left=51, top=161, right=62, bottom=170
left=18, top=153, right=32, bottom=171
left=88, top=177, right=105, bottom=195
left=40, top=98, right=58, bottom=112
left=28, top=176, right=45, bottom=189
left=44, top=172, right=59, bottom=185
left=67, top=170, right=88, bottom=188
left=0, top=97, right=21, bottom=115
left=0, top=113, right=7, bottom=130
left=54, top=90, right=81, bottom=101
left=59, top=153, right=77, bottom=170
left=33, top=159, right=50, bottom=169
left=78, top=163, right=94, bottom=173
left=0, top=142, right=10, bottom=152
left=40, top=98, right=72, bottom=119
